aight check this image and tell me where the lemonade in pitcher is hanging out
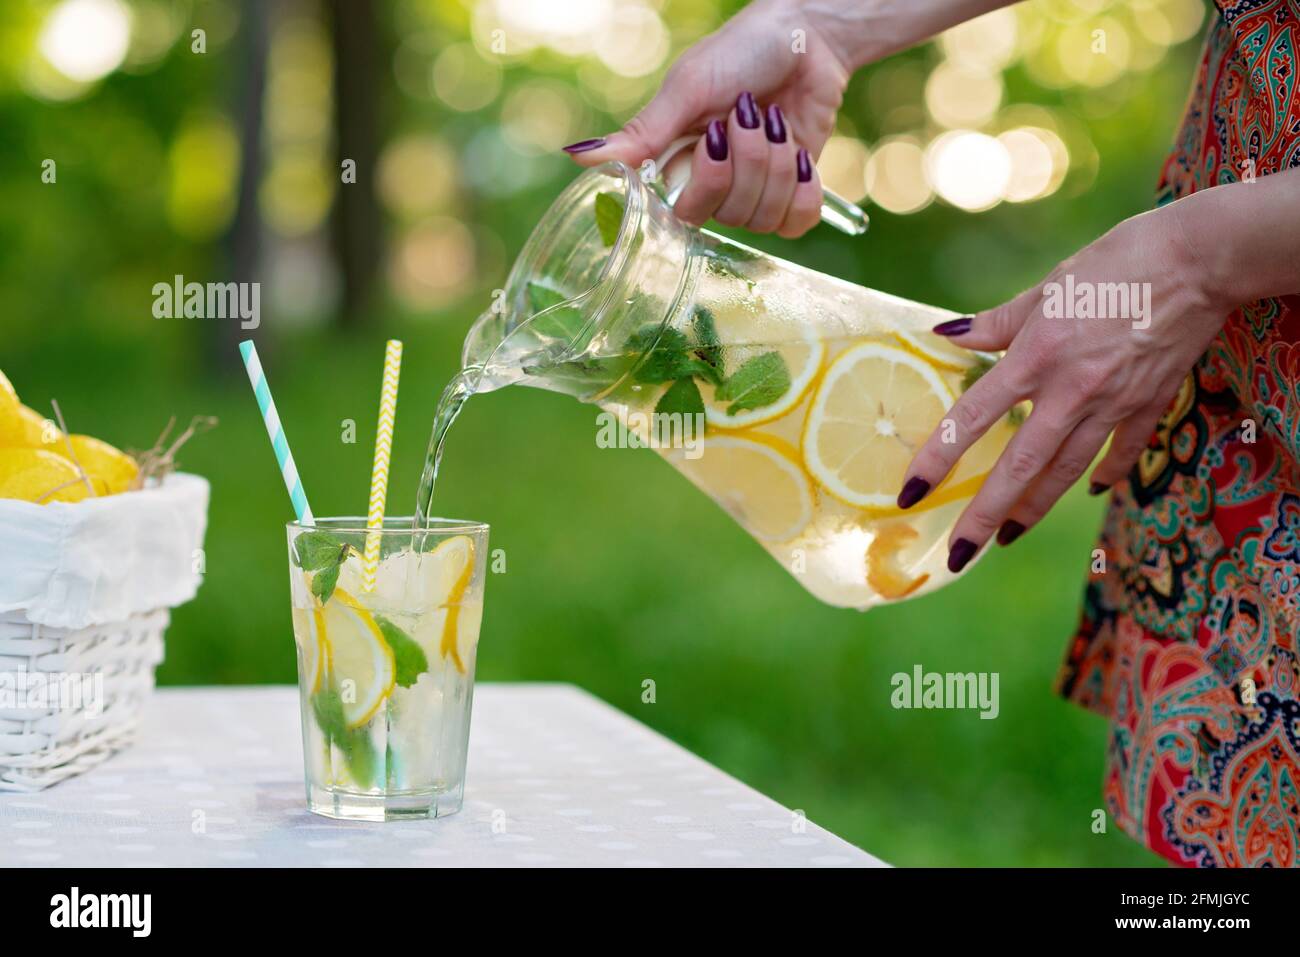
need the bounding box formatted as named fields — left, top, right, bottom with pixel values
left=418, top=162, right=1020, bottom=610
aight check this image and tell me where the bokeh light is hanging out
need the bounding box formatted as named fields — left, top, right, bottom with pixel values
left=390, top=216, right=478, bottom=309
left=166, top=114, right=240, bottom=240
left=593, top=5, right=670, bottom=78
left=377, top=135, right=458, bottom=220
left=433, top=41, right=503, bottom=112
left=925, top=60, right=1003, bottom=128
left=939, top=8, right=1020, bottom=72
left=998, top=127, right=1068, bottom=202
left=926, top=131, right=1011, bottom=212
left=864, top=137, right=933, bottom=215
left=501, top=80, right=584, bottom=154
left=38, top=0, right=131, bottom=84
left=816, top=136, right=870, bottom=203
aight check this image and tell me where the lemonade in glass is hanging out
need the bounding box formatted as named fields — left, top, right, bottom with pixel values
left=287, top=517, right=488, bottom=821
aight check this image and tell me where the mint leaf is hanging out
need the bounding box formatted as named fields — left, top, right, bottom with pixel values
left=595, top=191, right=624, bottom=246
left=526, top=281, right=587, bottom=345
left=690, top=308, right=724, bottom=386
left=376, top=615, right=428, bottom=688
left=311, top=562, right=342, bottom=605
left=961, top=355, right=996, bottom=393
left=655, top=377, right=705, bottom=418
left=312, top=684, right=378, bottom=788
left=294, top=531, right=346, bottom=571
left=631, top=327, right=714, bottom=384
left=716, top=352, right=790, bottom=415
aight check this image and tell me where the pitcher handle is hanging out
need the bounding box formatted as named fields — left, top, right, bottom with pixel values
left=649, top=136, right=869, bottom=237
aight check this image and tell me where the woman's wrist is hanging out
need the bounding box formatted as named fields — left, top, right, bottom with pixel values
left=1168, top=171, right=1300, bottom=314
left=798, top=0, right=1020, bottom=71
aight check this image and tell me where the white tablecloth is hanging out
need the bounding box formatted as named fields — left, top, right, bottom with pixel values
left=0, top=684, right=885, bottom=867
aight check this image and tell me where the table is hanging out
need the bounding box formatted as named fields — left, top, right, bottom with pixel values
left=0, top=684, right=884, bottom=867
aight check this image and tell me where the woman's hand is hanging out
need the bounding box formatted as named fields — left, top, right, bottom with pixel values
left=896, top=199, right=1236, bottom=570
left=563, top=0, right=852, bottom=237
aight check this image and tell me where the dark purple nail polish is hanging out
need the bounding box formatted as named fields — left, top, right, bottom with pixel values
left=797, top=148, right=812, bottom=183
left=897, top=476, right=930, bottom=510
left=933, top=316, right=973, bottom=337
left=736, top=92, right=760, bottom=130
left=705, top=119, right=728, bottom=162
left=562, top=138, right=606, bottom=154
left=764, top=104, right=787, bottom=144
left=947, top=538, right=978, bottom=573
left=996, top=521, right=1026, bottom=546
left=1088, top=482, right=1110, bottom=496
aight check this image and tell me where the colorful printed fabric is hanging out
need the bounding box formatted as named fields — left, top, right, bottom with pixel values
left=1057, top=0, right=1300, bottom=867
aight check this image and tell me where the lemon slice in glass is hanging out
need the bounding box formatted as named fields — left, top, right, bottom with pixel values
left=292, top=605, right=324, bottom=693
left=803, top=341, right=955, bottom=508
left=667, top=432, right=814, bottom=542
left=411, top=535, right=477, bottom=673
left=318, top=587, right=396, bottom=728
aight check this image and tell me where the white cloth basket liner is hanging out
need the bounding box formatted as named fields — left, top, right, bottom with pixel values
left=0, top=473, right=208, bottom=791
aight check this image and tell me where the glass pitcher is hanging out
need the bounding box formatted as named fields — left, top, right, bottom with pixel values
left=459, top=162, right=1020, bottom=609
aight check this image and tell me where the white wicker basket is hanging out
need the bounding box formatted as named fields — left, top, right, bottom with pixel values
left=0, top=610, right=166, bottom=791
left=0, top=473, right=208, bottom=791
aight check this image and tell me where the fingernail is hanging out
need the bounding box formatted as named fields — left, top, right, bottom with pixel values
left=764, top=104, right=787, bottom=144
left=1088, top=482, right=1110, bottom=496
left=736, top=92, right=760, bottom=130
left=562, top=138, right=606, bottom=154
left=797, top=148, right=813, bottom=182
left=705, top=119, right=728, bottom=162
left=897, top=476, right=930, bottom=510
left=933, top=316, right=973, bottom=337
left=947, top=538, right=978, bottom=574
left=997, top=521, right=1026, bottom=546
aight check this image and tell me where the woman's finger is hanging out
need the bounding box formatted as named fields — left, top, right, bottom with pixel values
left=777, top=149, right=821, bottom=238
left=897, top=361, right=1027, bottom=510
left=1086, top=401, right=1167, bottom=494
left=673, top=120, right=734, bottom=227
left=944, top=402, right=1083, bottom=570
left=932, top=283, right=1044, bottom=350
left=995, top=416, right=1116, bottom=545
left=713, top=92, right=769, bottom=227
left=746, top=105, right=797, bottom=233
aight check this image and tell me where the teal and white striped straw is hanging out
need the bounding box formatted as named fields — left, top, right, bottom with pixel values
left=239, top=340, right=314, bottom=525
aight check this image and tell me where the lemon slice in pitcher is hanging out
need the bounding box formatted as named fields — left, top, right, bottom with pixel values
left=893, top=327, right=980, bottom=373
left=802, top=342, right=954, bottom=508
left=318, top=588, right=395, bottom=728
left=698, top=300, right=825, bottom=429
left=667, top=433, right=813, bottom=542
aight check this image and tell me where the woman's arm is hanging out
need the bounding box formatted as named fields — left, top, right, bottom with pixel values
left=1175, top=168, right=1300, bottom=309
left=565, top=0, right=1020, bottom=236
left=899, top=166, right=1300, bottom=567
left=805, top=0, right=1020, bottom=71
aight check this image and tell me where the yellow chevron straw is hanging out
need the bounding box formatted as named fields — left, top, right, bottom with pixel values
left=362, top=339, right=403, bottom=592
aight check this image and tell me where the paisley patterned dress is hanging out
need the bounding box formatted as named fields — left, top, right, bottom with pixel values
left=1057, top=0, right=1300, bottom=867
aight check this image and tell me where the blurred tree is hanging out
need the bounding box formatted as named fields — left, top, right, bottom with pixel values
left=325, top=0, right=383, bottom=329
left=220, top=0, right=269, bottom=373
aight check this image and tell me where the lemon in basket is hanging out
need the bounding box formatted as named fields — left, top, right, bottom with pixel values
left=68, top=434, right=139, bottom=495
left=0, top=448, right=91, bottom=503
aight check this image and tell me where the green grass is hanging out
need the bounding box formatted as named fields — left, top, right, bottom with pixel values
left=12, top=314, right=1159, bottom=867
